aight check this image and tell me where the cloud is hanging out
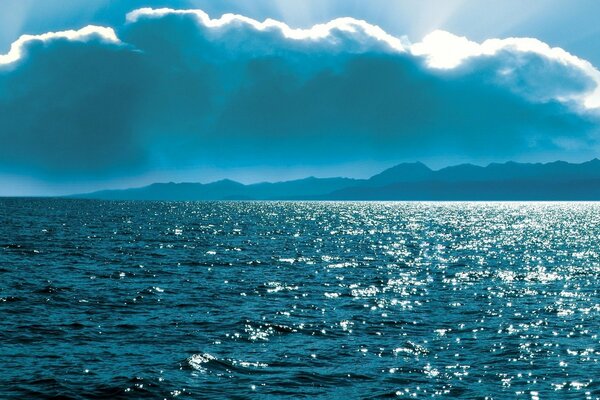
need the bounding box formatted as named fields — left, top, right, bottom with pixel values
left=0, top=25, right=119, bottom=65
left=0, top=8, right=599, bottom=183
left=0, top=26, right=144, bottom=176
left=126, top=7, right=407, bottom=51
left=412, top=30, right=600, bottom=108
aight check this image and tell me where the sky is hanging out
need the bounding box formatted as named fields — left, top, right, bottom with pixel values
left=1, top=0, right=600, bottom=196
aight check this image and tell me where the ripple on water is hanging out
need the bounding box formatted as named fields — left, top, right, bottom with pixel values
left=1, top=200, right=600, bottom=398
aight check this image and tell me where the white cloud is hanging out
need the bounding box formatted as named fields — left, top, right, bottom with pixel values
left=127, top=8, right=600, bottom=110
left=411, top=30, right=600, bottom=109
left=0, top=25, right=120, bottom=66
left=126, top=8, right=407, bottom=52
left=3, top=9, right=598, bottom=110
left=0, top=7, right=598, bottom=182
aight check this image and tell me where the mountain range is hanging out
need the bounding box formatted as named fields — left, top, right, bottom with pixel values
left=71, top=159, right=600, bottom=200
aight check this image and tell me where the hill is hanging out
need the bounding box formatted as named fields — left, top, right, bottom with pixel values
left=71, top=159, right=600, bottom=200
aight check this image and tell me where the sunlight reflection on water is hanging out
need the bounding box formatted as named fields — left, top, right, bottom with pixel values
left=1, top=200, right=599, bottom=398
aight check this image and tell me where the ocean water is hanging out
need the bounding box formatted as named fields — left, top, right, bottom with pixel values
left=1, top=199, right=599, bottom=399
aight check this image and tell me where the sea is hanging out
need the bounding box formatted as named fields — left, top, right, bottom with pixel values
left=1, top=199, right=599, bottom=399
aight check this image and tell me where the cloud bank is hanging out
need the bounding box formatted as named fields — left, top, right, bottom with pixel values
left=1, top=8, right=599, bottom=182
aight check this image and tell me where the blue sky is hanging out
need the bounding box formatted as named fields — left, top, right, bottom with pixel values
left=1, top=0, right=600, bottom=195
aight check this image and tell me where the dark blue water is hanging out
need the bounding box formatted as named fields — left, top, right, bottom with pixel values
left=1, top=199, right=599, bottom=399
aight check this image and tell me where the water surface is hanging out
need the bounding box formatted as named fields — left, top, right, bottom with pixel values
left=1, top=199, right=599, bottom=398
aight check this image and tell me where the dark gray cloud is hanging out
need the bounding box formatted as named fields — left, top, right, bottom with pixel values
left=0, top=9, right=598, bottom=183
left=0, top=36, right=146, bottom=177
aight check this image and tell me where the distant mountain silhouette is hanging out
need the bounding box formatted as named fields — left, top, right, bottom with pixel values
left=71, top=159, right=600, bottom=200
left=77, top=177, right=360, bottom=201
left=367, top=162, right=434, bottom=185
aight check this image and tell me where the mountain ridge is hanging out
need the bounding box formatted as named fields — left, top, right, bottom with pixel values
left=69, top=159, right=600, bottom=200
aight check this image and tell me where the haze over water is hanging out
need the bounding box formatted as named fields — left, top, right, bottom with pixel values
left=1, top=199, right=599, bottom=398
